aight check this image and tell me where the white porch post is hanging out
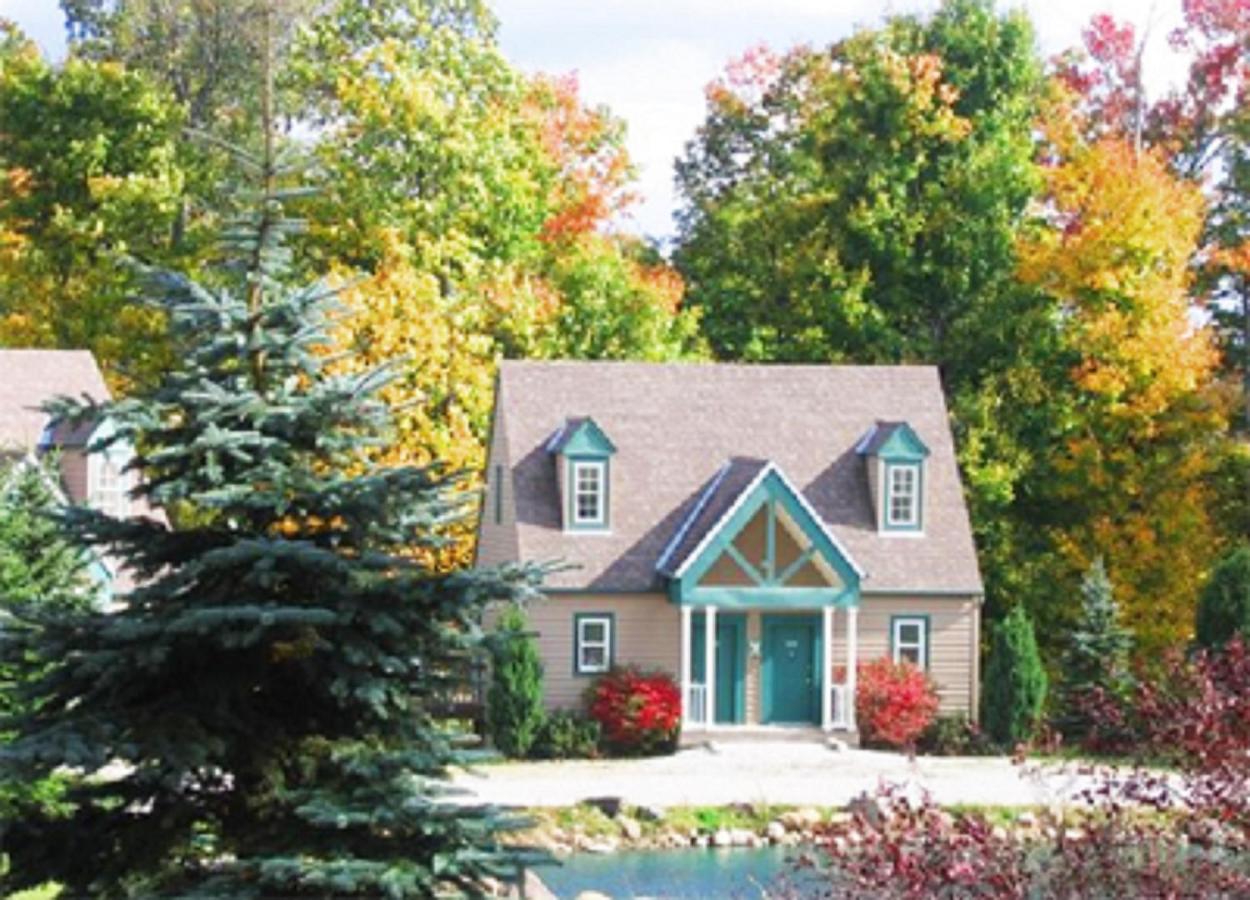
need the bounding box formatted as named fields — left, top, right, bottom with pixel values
left=821, top=605, right=834, bottom=731
left=703, top=606, right=717, bottom=730
left=846, top=606, right=859, bottom=732
left=680, top=605, right=693, bottom=727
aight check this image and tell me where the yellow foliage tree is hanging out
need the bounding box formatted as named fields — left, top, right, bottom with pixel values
left=1017, top=127, right=1229, bottom=652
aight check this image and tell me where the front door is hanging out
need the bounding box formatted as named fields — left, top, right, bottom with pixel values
left=763, top=616, right=820, bottom=724
left=692, top=613, right=745, bottom=724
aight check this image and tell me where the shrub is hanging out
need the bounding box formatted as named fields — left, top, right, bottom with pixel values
left=531, top=710, right=600, bottom=760
left=485, top=605, right=546, bottom=758
left=1195, top=545, right=1250, bottom=650
left=982, top=604, right=1047, bottom=747
left=855, top=657, right=940, bottom=749
left=1056, top=558, right=1133, bottom=742
left=916, top=713, right=994, bottom=756
left=585, top=667, right=681, bottom=756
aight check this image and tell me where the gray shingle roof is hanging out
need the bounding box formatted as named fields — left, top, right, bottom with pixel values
left=495, top=360, right=984, bottom=595
left=0, top=350, right=110, bottom=450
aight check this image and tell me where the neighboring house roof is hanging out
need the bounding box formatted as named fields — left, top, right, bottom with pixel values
left=494, top=360, right=984, bottom=595
left=0, top=350, right=110, bottom=450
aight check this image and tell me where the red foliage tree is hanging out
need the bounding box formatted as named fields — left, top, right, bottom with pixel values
left=585, top=667, right=681, bottom=756
left=809, top=639, right=1250, bottom=897
left=855, top=658, right=940, bottom=750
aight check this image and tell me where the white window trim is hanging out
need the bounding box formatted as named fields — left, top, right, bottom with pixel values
left=570, top=459, right=607, bottom=528
left=88, top=443, right=132, bottom=519
left=885, top=462, right=921, bottom=529
left=892, top=617, right=928, bottom=669
left=576, top=615, right=613, bottom=674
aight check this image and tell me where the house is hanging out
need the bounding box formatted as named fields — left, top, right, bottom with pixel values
left=476, top=361, right=984, bottom=736
left=0, top=349, right=142, bottom=601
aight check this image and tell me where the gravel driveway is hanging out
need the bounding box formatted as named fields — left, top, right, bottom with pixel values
left=450, top=742, right=1098, bottom=809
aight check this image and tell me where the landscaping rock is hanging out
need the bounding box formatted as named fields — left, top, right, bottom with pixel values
left=779, top=807, right=823, bottom=831
left=583, top=796, right=623, bottom=818
left=730, top=828, right=755, bottom=846
left=712, top=828, right=732, bottom=847
left=765, top=820, right=787, bottom=842
left=581, top=837, right=619, bottom=854
left=635, top=804, right=666, bottom=822
left=574, top=892, right=613, bottom=900
left=616, top=814, right=642, bottom=842
left=694, top=834, right=710, bottom=848
left=1017, top=811, right=1037, bottom=828
left=520, top=871, right=559, bottom=900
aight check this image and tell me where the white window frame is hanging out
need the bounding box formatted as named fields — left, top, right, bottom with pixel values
left=570, top=459, right=607, bottom=528
left=576, top=614, right=613, bottom=675
left=892, top=617, right=928, bottom=669
left=89, top=445, right=132, bottom=519
left=886, top=463, right=921, bottom=529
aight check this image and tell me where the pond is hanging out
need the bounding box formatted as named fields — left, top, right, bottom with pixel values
left=535, top=846, right=824, bottom=899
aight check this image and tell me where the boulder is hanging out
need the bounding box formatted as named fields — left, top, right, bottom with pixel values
left=779, top=807, right=823, bottom=832
left=616, top=814, right=643, bottom=842
left=712, top=828, right=732, bottom=847
left=583, top=796, right=623, bottom=818
left=574, top=893, right=613, bottom=900
left=730, top=828, right=755, bottom=846
left=635, top=804, right=666, bottom=822
left=765, top=821, right=787, bottom=843
left=582, top=838, right=619, bottom=854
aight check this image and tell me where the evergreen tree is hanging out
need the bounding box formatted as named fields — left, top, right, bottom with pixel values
left=1056, top=558, right=1133, bottom=739
left=1196, top=545, right=1250, bottom=650
left=0, top=149, right=542, bottom=895
left=982, top=604, right=1048, bottom=747
left=0, top=456, right=96, bottom=616
left=485, top=606, right=545, bottom=759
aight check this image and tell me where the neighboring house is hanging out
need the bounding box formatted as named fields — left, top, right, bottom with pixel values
left=476, top=361, right=984, bottom=736
left=0, top=349, right=142, bottom=601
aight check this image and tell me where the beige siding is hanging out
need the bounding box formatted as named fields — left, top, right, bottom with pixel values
left=825, top=594, right=979, bottom=716
left=475, top=401, right=520, bottom=568
left=526, top=593, right=680, bottom=711
left=58, top=449, right=89, bottom=505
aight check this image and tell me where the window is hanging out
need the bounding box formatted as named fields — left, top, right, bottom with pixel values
left=90, top=450, right=130, bottom=518
left=575, top=614, right=613, bottom=674
left=892, top=617, right=928, bottom=668
left=886, top=463, right=920, bottom=529
left=571, top=460, right=607, bottom=527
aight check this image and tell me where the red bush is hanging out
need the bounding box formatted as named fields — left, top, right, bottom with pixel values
left=855, top=657, right=940, bottom=749
left=585, top=667, right=681, bottom=756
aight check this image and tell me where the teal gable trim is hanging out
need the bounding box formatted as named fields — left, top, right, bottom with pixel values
left=555, top=418, right=616, bottom=457
left=670, top=467, right=862, bottom=609
left=873, top=423, right=929, bottom=462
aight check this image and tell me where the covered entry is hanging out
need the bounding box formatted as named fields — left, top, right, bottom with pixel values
left=658, top=459, right=863, bottom=733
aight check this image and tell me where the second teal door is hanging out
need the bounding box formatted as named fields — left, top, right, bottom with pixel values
left=763, top=616, right=820, bottom=724
left=692, top=613, right=745, bottom=724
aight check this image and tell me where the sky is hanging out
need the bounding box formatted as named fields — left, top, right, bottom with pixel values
left=3, top=0, right=1187, bottom=239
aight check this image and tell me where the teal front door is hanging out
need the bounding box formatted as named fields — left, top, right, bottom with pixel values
left=692, top=613, right=745, bottom=724
left=763, top=615, right=820, bottom=724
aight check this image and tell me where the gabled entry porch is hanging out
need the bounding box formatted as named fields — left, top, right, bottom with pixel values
left=656, top=459, right=864, bottom=735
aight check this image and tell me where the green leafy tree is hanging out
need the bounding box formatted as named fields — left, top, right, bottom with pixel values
left=0, top=456, right=96, bottom=615
left=0, top=135, right=543, bottom=893
left=674, top=0, right=1042, bottom=389
left=0, top=24, right=195, bottom=390
left=1056, top=558, right=1133, bottom=739
left=1196, top=545, right=1250, bottom=650
left=982, top=604, right=1048, bottom=747
left=485, top=606, right=545, bottom=759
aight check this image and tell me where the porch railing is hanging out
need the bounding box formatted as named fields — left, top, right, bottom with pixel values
left=687, top=682, right=709, bottom=725
left=829, top=683, right=851, bottom=730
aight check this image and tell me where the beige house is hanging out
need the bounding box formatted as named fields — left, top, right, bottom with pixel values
left=476, top=361, right=984, bottom=737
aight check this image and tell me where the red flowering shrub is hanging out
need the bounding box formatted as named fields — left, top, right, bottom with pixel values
left=585, top=667, right=681, bottom=756
left=855, top=657, right=940, bottom=749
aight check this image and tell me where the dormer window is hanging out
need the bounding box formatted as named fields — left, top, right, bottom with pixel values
left=547, top=416, right=616, bottom=533
left=856, top=420, right=928, bottom=534
left=572, top=460, right=606, bottom=526
left=886, top=463, right=920, bottom=529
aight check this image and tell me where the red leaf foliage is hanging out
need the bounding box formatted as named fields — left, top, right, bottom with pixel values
left=585, top=666, right=682, bottom=756
left=855, top=657, right=940, bottom=750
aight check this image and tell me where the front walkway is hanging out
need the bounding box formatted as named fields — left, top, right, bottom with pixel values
left=450, top=742, right=1097, bottom=809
